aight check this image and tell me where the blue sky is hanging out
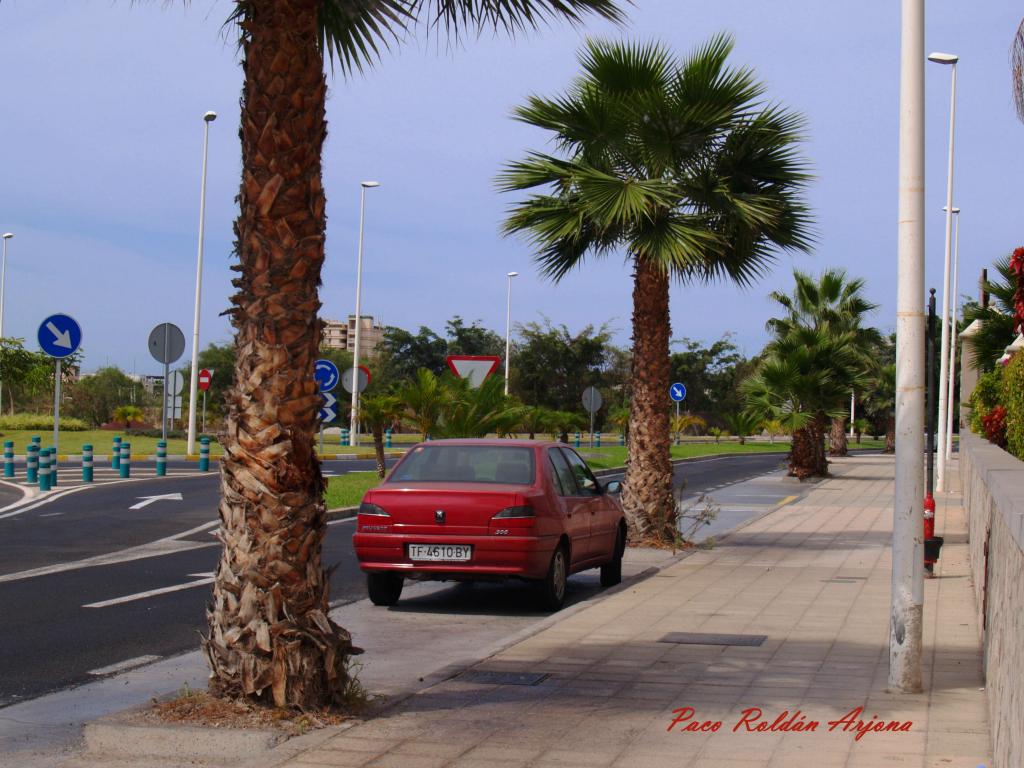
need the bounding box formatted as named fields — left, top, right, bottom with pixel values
left=1, top=1, right=1022, bottom=376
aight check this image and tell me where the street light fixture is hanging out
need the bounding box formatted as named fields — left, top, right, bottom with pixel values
left=942, top=206, right=960, bottom=463
left=186, top=110, right=217, bottom=457
left=350, top=181, right=380, bottom=447
left=0, top=232, right=12, bottom=413
left=929, top=51, right=958, bottom=493
left=504, top=271, right=518, bottom=396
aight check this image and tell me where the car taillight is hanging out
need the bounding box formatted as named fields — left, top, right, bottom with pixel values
left=490, top=505, right=535, bottom=531
left=492, top=505, right=534, bottom=519
left=358, top=502, right=392, bottom=532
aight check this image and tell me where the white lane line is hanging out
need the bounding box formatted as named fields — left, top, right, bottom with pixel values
left=88, top=655, right=162, bottom=676
left=39, top=512, right=63, bottom=518
left=0, top=520, right=220, bottom=585
left=327, top=516, right=355, bottom=526
left=83, top=577, right=215, bottom=609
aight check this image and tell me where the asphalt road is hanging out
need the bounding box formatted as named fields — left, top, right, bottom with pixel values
left=0, top=451, right=790, bottom=708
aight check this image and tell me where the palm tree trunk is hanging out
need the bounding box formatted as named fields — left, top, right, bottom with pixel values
left=789, top=425, right=817, bottom=478
left=829, top=416, right=848, bottom=456
left=203, top=0, right=358, bottom=709
left=372, top=425, right=386, bottom=479
left=621, top=257, right=674, bottom=542
left=885, top=415, right=896, bottom=453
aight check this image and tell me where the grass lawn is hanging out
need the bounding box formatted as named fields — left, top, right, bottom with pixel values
left=324, top=471, right=382, bottom=509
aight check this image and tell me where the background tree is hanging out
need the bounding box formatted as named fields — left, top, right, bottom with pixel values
left=113, top=404, right=145, bottom=430
left=0, top=339, right=68, bottom=414
left=399, top=368, right=449, bottom=439
left=669, top=334, right=754, bottom=422
left=509, top=319, right=614, bottom=416
left=432, top=374, right=525, bottom=439
left=500, top=37, right=811, bottom=542
left=445, top=316, right=505, bottom=357
left=961, top=252, right=1023, bottom=371
left=722, top=412, right=760, bottom=445
left=376, top=325, right=448, bottom=384
left=670, top=413, right=705, bottom=444
left=68, top=367, right=144, bottom=426
left=204, top=0, right=625, bottom=711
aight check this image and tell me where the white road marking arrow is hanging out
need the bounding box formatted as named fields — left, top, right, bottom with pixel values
left=129, top=492, right=183, bottom=510
left=46, top=321, right=72, bottom=348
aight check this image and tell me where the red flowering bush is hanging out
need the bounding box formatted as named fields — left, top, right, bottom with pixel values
left=983, top=406, right=1008, bottom=448
left=1012, top=247, right=1024, bottom=334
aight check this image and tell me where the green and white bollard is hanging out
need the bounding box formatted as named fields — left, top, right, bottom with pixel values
left=619, top=432, right=625, bottom=446
left=119, top=443, right=131, bottom=478
left=82, top=444, right=94, bottom=482
left=156, top=440, right=167, bottom=476
left=595, top=431, right=601, bottom=448
left=340, top=428, right=349, bottom=447
left=26, top=443, right=39, bottom=484
left=31, top=435, right=41, bottom=452
left=385, top=428, right=392, bottom=448
left=574, top=432, right=581, bottom=448
left=112, top=436, right=122, bottom=470
left=3, top=441, right=13, bottom=478
left=38, top=449, right=50, bottom=491
left=199, top=437, right=210, bottom=472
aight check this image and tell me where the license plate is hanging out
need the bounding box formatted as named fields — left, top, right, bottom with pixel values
left=407, top=544, right=472, bottom=562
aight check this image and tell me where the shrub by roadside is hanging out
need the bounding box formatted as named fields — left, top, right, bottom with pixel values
left=1003, top=353, right=1024, bottom=458
left=0, top=413, right=89, bottom=431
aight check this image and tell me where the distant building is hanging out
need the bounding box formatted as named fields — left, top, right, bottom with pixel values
left=322, top=315, right=386, bottom=356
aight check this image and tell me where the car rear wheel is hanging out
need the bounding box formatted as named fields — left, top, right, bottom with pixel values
left=537, top=545, right=568, bottom=612
left=367, top=573, right=404, bottom=606
left=600, top=527, right=623, bottom=587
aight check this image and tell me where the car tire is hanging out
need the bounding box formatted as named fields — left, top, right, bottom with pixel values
left=538, top=545, right=568, bottom=612
left=367, top=573, right=404, bottom=606
left=600, top=527, right=623, bottom=588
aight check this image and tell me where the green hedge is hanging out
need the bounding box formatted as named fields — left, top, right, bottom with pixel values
left=1004, top=354, right=1024, bottom=460
left=969, top=367, right=1004, bottom=434
left=0, top=414, right=90, bottom=431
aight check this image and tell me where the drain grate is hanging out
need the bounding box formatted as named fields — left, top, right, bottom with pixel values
left=659, top=632, right=767, bottom=647
left=458, top=671, right=549, bottom=686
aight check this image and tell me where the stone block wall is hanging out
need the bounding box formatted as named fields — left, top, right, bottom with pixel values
left=959, top=431, right=1024, bottom=768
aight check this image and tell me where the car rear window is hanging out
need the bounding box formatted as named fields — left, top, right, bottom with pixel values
left=387, top=445, right=536, bottom=485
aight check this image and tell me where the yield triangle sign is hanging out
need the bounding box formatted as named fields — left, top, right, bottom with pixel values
left=446, top=355, right=501, bottom=388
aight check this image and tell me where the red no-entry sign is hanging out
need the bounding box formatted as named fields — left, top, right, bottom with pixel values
left=198, top=368, right=213, bottom=391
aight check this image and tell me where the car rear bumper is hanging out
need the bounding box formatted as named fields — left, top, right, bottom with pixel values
left=354, top=532, right=555, bottom=580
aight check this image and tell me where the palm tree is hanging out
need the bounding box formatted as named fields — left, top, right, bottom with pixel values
left=499, top=37, right=811, bottom=542
left=961, top=253, right=1023, bottom=371
left=765, top=269, right=881, bottom=457
left=202, top=0, right=624, bottom=710
left=742, top=326, right=868, bottom=477
left=432, top=374, right=526, bottom=438
left=112, top=405, right=144, bottom=431
left=400, top=368, right=449, bottom=439
left=358, top=394, right=403, bottom=478
left=670, top=413, right=705, bottom=444
left=722, top=411, right=760, bottom=445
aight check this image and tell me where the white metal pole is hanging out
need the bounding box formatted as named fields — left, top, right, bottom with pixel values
left=504, top=272, right=517, bottom=396
left=945, top=209, right=960, bottom=460
left=350, top=185, right=369, bottom=446
left=0, top=234, right=11, bottom=414
left=849, top=391, right=855, bottom=437
left=935, top=60, right=957, bottom=493
left=187, top=112, right=216, bottom=457
left=890, top=0, right=925, bottom=694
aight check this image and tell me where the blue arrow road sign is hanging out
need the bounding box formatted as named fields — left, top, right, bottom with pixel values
left=318, top=391, right=338, bottom=423
left=314, top=359, right=340, bottom=392
left=38, top=314, right=83, bottom=359
left=669, top=382, right=687, bottom=402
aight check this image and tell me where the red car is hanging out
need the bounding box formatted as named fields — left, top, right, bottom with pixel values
left=353, top=439, right=626, bottom=611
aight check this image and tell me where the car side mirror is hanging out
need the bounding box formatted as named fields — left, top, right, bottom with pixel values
left=604, top=480, right=622, bottom=494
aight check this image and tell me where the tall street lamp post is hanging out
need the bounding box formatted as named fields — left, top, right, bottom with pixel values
left=890, top=0, right=926, bottom=694
left=929, top=51, right=958, bottom=494
left=504, top=271, right=518, bottom=396
left=350, top=181, right=379, bottom=446
left=187, top=111, right=217, bottom=456
left=943, top=206, right=961, bottom=462
left=0, top=232, right=12, bottom=413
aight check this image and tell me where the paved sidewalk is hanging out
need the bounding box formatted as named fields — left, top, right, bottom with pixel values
left=283, top=454, right=992, bottom=768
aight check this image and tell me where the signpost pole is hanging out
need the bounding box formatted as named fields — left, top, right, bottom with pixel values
left=162, top=360, right=169, bottom=441
left=202, top=390, right=207, bottom=434
left=589, top=409, right=595, bottom=449
left=53, top=359, right=61, bottom=461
